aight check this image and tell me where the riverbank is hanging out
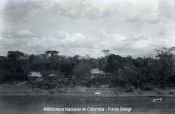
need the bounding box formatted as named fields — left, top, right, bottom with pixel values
left=0, top=82, right=175, bottom=97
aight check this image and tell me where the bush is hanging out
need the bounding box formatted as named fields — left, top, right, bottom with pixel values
left=169, top=91, right=174, bottom=95
left=0, top=70, right=11, bottom=83
left=73, top=63, right=91, bottom=85
left=27, top=81, right=56, bottom=89
left=142, top=83, right=154, bottom=91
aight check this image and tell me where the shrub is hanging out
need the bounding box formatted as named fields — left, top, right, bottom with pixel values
left=142, top=83, right=154, bottom=91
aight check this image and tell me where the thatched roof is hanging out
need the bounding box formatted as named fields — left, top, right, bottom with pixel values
left=27, top=72, right=42, bottom=77
left=91, top=68, right=105, bottom=74
left=49, top=73, right=57, bottom=77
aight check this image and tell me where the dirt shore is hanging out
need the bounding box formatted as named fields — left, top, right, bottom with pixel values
left=0, top=83, right=175, bottom=97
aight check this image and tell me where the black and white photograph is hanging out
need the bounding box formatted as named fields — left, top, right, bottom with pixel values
left=0, top=0, right=175, bottom=114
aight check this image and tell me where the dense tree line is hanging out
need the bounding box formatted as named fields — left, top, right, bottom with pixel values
left=0, top=47, right=175, bottom=90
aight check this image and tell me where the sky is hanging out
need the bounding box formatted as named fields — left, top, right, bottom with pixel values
left=0, top=0, right=175, bottom=58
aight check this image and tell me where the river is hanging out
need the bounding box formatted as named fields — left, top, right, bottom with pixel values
left=0, top=96, right=174, bottom=114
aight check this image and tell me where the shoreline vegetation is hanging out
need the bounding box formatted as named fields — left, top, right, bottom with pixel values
left=1, top=48, right=175, bottom=97
left=0, top=82, right=175, bottom=97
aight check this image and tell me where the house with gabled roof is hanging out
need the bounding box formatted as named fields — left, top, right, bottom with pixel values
left=90, top=68, right=106, bottom=79
left=27, top=72, right=42, bottom=81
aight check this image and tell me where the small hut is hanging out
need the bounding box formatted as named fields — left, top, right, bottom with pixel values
left=27, top=72, right=42, bottom=81
left=48, top=73, right=58, bottom=81
left=90, top=68, right=105, bottom=78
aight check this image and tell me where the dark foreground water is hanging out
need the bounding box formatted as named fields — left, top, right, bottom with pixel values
left=0, top=96, right=175, bottom=114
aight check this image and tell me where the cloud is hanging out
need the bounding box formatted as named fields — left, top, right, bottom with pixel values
left=0, top=0, right=174, bottom=57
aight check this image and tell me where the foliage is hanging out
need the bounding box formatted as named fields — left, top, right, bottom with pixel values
left=73, top=63, right=91, bottom=85
left=0, top=47, right=175, bottom=89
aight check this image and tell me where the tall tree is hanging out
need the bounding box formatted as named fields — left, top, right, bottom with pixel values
left=45, top=50, right=59, bottom=57
left=102, top=49, right=110, bottom=57
left=7, top=51, right=24, bottom=60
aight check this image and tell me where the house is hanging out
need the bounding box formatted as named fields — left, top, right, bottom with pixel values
left=27, top=72, right=42, bottom=81
left=49, top=73, right=57, bottom=77
left=90, top=68, right=106, bottom=79
left=48, top=73, right=58, bottom=81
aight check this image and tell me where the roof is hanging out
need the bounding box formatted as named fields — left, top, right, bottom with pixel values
left=91, top=68, right=105, bottom=74
left=49, top=73, right=57, bottom=77
left=27, top=72, right=42, bottom=77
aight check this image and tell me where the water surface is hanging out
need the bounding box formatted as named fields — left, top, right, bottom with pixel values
left=0, top=96, right=174, bottom=114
